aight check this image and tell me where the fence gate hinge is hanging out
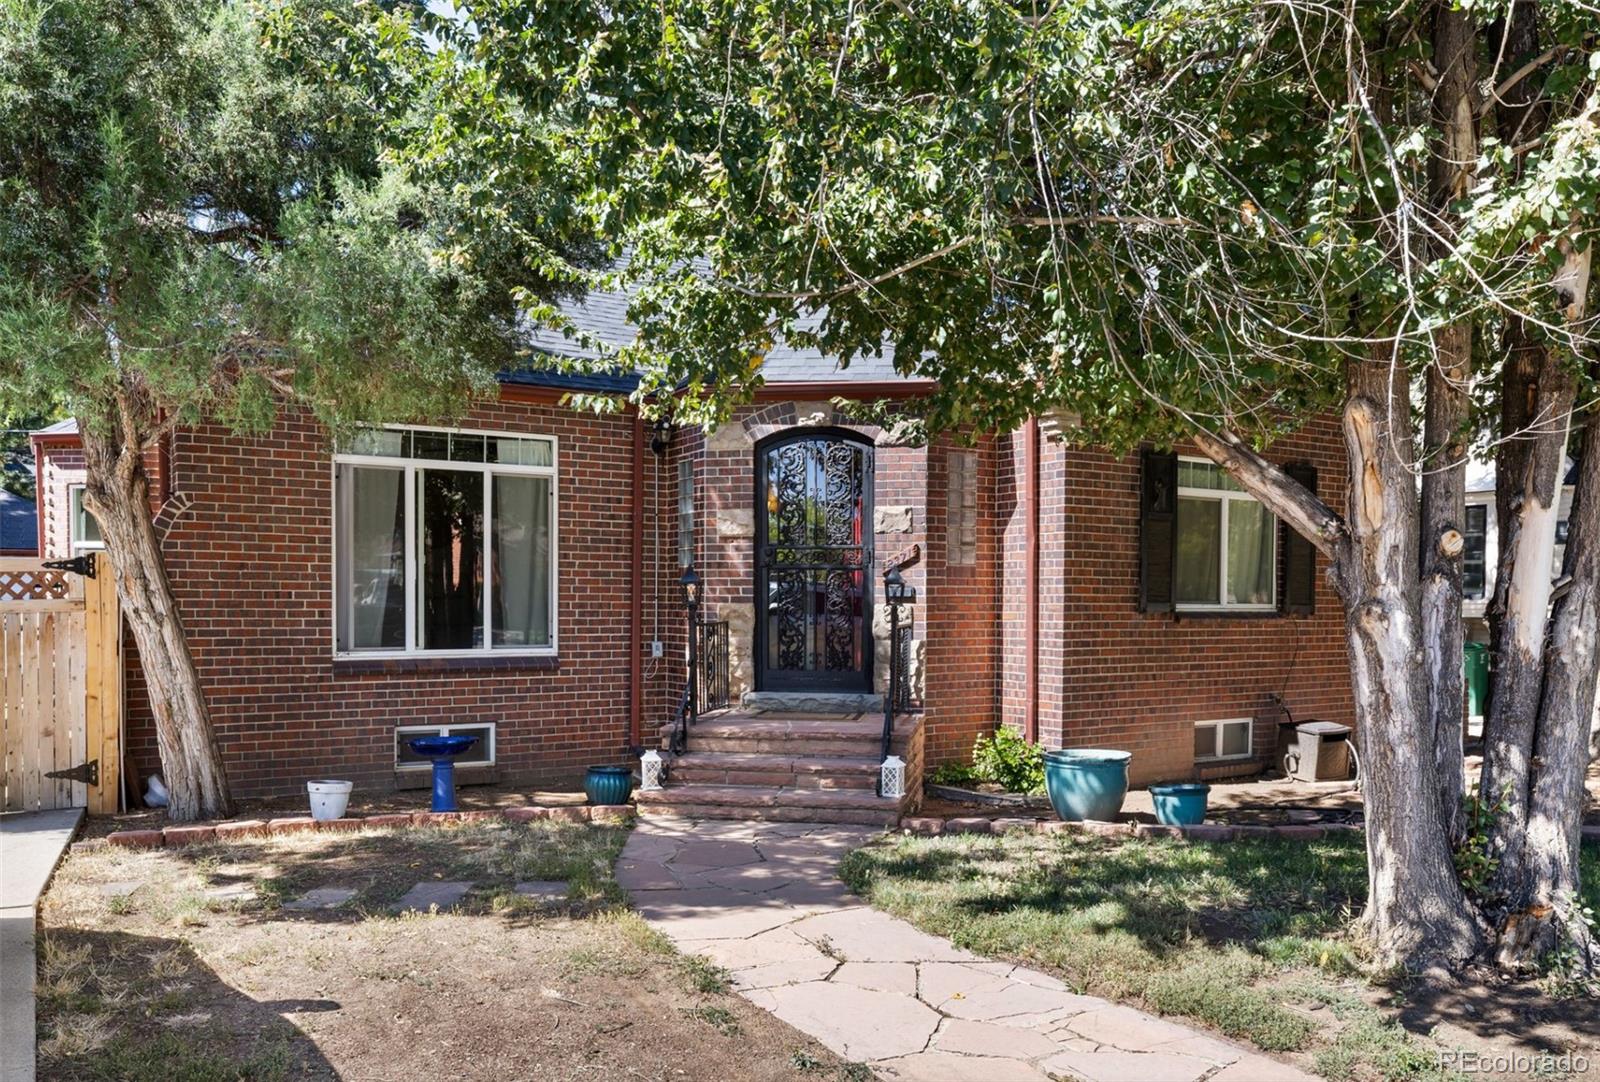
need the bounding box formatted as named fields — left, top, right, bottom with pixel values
left=46, top=759, right=99, bottom=786
left=42, top=554, right=97, bottom=579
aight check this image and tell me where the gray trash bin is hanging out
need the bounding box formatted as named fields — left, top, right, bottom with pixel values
left=1284, top=720, right=1352, bottom=782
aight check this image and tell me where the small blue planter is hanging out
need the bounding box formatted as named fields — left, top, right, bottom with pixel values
left=584, top=765, right=635, bottom=806
left=1149, top=783, right=1211, bottom=826
left=1043, top=749, right=1132, bottom=822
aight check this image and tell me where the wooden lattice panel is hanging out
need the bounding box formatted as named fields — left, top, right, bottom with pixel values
left=0, top=568, right=73, bottom=602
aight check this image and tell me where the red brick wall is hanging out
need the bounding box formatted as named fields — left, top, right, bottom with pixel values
left=921, top=433, right=1004, bottom=764
left=116, top=400, right=660, bottom=798
left=993, top=417, right=1355, bottom=787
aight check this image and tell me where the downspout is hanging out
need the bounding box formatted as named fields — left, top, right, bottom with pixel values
left=31, top=435, right=46, bottom=557
left=629, top=412, right=645, bottom=749
left=1024, top=419, right=1040, bottom=744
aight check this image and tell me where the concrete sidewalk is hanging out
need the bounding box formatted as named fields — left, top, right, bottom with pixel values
left=2, top=808, right=84, bottom=1082
left=619, top=819, right=1322, bottom=1082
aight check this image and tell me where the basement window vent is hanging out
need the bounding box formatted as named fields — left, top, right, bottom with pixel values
left=1194, top=718, right=1252, bottom=762
left=395, top=722, right=497, bottom=770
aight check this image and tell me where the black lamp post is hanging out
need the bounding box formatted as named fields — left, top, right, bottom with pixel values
left=880, top=566, right=917, bottom=781
left=680, top=566, right=702, bottom=724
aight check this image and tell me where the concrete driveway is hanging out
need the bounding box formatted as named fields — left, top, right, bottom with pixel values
left=2, top=808, right=84, bottom=1082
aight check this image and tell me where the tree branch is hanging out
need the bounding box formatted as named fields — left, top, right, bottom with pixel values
left=1481, top=46, right=1568, bottom=116
left=1192, top=428, right=1348, bottom=561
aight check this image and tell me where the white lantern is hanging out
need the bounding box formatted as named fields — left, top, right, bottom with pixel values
left=880, top=755, right=906, bottom=799
left=640, top=749, right=665, bottom=791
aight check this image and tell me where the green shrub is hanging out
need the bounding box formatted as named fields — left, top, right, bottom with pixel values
left=972, top=727, right=1045, bottom=794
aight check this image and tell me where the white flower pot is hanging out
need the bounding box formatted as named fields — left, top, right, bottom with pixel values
left=307, top=780, right=353, bottom=821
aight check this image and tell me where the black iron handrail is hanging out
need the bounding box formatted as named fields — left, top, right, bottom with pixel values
left=698, top=619, right=731, bottom=712
left=668, top=681, right=692, bottom=758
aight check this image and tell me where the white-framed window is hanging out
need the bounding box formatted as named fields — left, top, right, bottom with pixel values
left=1175, top=458, right=1277, bottom=611
left=395, top=722, right=496, bottom=770
left=1194, top=718, right=1253, bottom=762
left=69, top=486, right=104, bottom=553
left=333, top=426, right=557, bottom=657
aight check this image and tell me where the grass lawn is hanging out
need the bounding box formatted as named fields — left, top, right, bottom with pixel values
left=839, top=831, right=1600, bottom=1082
left=37, top=819, right=849, bottom=1082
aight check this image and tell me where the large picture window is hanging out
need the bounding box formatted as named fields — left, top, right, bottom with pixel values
left=334, top=427, right=556, bottom=656
left=1175, top=459, right=1276, bottom=611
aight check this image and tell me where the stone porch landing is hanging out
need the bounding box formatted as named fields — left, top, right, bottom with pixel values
left=617, top=818, right=1321, bottom=1082
left=638, top=706, right=924, bottom=827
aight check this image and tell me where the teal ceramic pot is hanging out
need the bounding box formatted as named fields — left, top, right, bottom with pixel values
left=1043, top=749, right=1132, bottom=822
left=584, top=765, right=635, bottom=806
left=1149, top=783, right=1211, bottom=826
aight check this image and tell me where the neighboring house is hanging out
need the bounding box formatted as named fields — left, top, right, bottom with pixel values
left=1461, top=457, right=1576, bottom=633
left=32, top=291, right=1355, bottom=817
left=1, top=487, right=38, bottom=556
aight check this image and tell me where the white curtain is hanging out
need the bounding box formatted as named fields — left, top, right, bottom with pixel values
left=1227, top=500, right=1274, bottom=604
left=492, top=475, right=551, bottom=647
left=347, top=466, right=405, bottom=649
left=1175, top=497, right=1221, bottom=605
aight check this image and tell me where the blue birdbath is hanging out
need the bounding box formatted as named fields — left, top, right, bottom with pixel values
left=406, top=734, right=480, bottom=812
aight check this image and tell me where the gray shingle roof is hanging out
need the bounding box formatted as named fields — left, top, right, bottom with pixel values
left=521, top=285, right=917, bottom=386
left=0, top=489, right=37, bottom=554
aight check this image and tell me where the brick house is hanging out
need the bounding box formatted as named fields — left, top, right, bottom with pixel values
left=32, top=296, right=1354, bottom=822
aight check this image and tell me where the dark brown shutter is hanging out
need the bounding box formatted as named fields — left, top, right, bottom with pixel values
left=1138, top=449, right=1178, bottom=613
left=1281, top=463, right=1317, bottom=615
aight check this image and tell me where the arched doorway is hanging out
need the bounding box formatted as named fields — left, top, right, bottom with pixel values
left=754, top=429, right=874, bottom=692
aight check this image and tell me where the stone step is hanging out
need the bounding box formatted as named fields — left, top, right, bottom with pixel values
left=669, top=751, right=881, bottom=790
left=662, top=713, right=913, bottom=757
left=740, top=691, right=884, bottom=715
left=635, top=783, right=904, bottom=827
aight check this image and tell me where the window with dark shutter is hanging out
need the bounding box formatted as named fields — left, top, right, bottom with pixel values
left=1139, top=449, right=1178, bottom=612
left=1280, top=463, right=1317, bottom=615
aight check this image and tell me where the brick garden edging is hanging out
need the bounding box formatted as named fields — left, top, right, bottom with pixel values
left=98, top=804, right=635, bottom=850
left=902, top=817, right=1600, bottom=845
left=900, top=814, right=1367, bottom=842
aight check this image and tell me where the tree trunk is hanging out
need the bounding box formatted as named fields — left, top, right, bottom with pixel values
left=78, top=422, right=234, bottom=822
left=1495, top=234, right=1596, bottom=969
left=1480, top=343, right=1573, bottom=898
left=1340, top=357, right=1485, bottom=968
left=1504, top=395, right=1600, bottom=969
left=1419, top=2, right=1476, bottom=842
left=1485, top=0, right=1549, bottom=711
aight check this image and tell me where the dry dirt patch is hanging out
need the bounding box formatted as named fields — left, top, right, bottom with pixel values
left=37, top=820, right=848, bottom=1081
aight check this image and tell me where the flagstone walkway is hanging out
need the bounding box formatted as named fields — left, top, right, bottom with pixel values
left=618, top=819, right=1321, bottom=1082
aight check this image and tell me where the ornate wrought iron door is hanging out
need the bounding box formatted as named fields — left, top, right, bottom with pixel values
left=755, top=430, right=874, bottom=692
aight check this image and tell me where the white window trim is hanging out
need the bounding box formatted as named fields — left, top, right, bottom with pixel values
left=68, top=485, right=105, bottom=554
left=1176, top=456, right=1277, bottom=613
left=394, top=722, right=497, bottom=770
left=1195, top=717, right=1254, bottom=763
left=331, top=424, right=559, bottom=659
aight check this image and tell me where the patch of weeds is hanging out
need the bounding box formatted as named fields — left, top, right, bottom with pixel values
left=680, top=1005, right=741, bottom=1036
left=812, top=935, right=845, bottom=963
left=837, top=1063, right=876, bottom=1082
left=38, top=1012, right=114, bottom=1059
left=593, top=909, right=675, bottom=956
left=73, top=1029, right=293, bottom=1082
left=679, top=953, right=732, bottom=994
left=1291, top=980, right=1465, bottom=1082
left=790, top=1049, right=827, bottom=1073
left=1144, top=955, right=1314, bottom=1051
left=105, top=893, right=139, bottom=916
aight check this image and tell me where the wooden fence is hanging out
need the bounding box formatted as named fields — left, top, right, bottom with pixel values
left=0, top=555, right=121, bottom=814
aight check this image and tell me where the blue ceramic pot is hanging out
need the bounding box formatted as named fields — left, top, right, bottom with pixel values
left=584, top=765, right=635, bottom=806
left=1043, top=749, right=1132, bottom=822
left=1149, top=783, right=1211, bottom=826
